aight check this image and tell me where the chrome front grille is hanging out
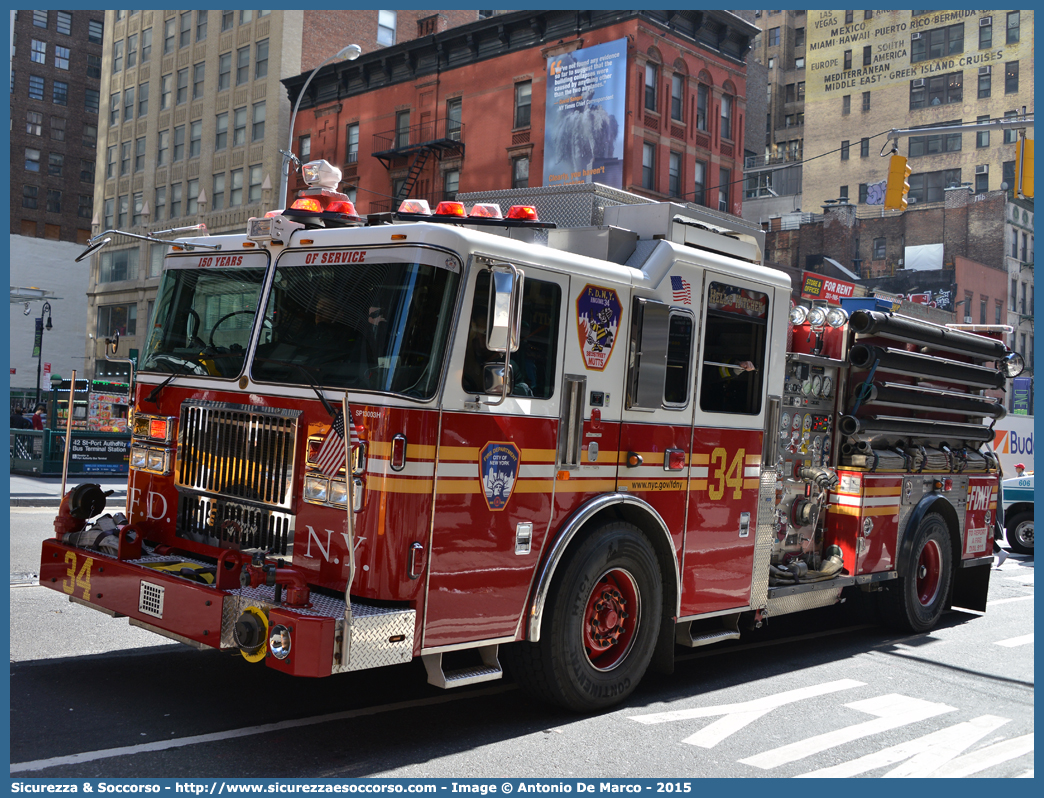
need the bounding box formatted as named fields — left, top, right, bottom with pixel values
left=176, top=400, right=301, bottom=510
left=176, top=493, right=294, bottom=557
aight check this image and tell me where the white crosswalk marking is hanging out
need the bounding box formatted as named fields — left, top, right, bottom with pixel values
left=995, top=633, right=1034, bottom=648
left=629, top=679, right=865, bottom=748
left=1003, top=571, right=1034, bottom=583
left=795, top=715, right=1010, bottom=777
left=739, top=694, right=957, bottom=769
left=988, top=595, right=1034, bottom=605
left=941, top=734, right=1035, bottom=778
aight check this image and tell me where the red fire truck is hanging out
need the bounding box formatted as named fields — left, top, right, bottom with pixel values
left=44, top=161, right=1023, bottom=712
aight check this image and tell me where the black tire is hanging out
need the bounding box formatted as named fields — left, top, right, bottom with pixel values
left=505, top=521, right=662, bottom=712
left=1005, top=512, right=1034, bottom=555
left=878, top=513, right=954, bottom=633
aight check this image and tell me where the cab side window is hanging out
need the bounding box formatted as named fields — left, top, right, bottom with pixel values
left=462, top=270, right=560, bottom=399
left=699, top=282, right=768, bottom=415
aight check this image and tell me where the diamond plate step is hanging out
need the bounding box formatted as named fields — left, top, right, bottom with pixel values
left=422, top=644, right=503, bottom=689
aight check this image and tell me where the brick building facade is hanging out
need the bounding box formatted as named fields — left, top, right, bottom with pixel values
left=10, top=9, right=105, bottom=244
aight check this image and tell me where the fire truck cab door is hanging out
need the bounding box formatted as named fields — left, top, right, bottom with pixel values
left=425, top=262, right=569, bottom=648
left=682, top=274, right=774, bottom=616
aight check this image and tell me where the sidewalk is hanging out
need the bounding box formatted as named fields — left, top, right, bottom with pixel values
left=10, top=473, right=128, bottom=508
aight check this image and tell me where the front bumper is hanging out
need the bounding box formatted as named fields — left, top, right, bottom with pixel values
left=39, top=539, right=415, bottom=677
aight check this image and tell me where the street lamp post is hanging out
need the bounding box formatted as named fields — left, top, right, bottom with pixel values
left=34, top=301, right=54, bottom=406
left=278, top=44, right=362, bottom=210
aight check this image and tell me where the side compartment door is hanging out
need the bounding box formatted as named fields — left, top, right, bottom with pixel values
left=682, top=276, right=774, bottom=616
left=425, top=261, right=569, bottom=648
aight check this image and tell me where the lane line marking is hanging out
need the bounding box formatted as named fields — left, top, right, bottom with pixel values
left=988, top=596, right=1034, bottom=605
left=995, top=632, right=1034, bottom=648
left=10, top=684, right=517, bottom=773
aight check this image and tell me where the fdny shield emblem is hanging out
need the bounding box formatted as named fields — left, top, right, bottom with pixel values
left=479, top=442, right=521, bottom=512
left=576, top=284, right=622, bottom=371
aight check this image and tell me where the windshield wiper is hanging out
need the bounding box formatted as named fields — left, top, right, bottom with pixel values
left=145, top=358, right=196, bottom=404
left=252, top=358, right=336, bottom=418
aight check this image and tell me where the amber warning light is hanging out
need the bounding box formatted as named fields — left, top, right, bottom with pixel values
left=394, top=199, right=555, bottom=229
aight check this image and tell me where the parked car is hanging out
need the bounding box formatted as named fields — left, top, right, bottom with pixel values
left=1001, top=473, right=1034, bottom=555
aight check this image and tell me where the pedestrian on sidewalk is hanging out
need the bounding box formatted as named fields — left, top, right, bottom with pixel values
left=31, top=403, right=47, bottom=430
left=10, top=406, right=32, bottom=429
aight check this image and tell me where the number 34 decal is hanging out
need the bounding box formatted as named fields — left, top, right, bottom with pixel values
left=708, top=447, right=746, bottom=501
left=62, top=551, right=93, bottom=600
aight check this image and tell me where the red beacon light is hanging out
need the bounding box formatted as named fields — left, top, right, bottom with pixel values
left=468, top=203, right=503, bottom=219
left=506, top=205, right=540, bottom=221
left=290, top=197, right=323, bottom=212
left=397, top=199, right=432, bottom=215
left=433, top=201, right=467, bottom=218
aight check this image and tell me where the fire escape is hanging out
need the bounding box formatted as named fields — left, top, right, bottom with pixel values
left=371, top=118, right=465, bottom=213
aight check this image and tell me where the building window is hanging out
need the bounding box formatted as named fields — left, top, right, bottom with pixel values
left=1003, top=111, right=1018, bottom=144
left=123, top=87, right=134, bottom=120
left=908, top=168, right=962, bottom=204
left=24, top=147, right=41, bottom=173
left=170, top=183, right=182, bottom=218
left=511, top=156, right=529, bottom=189
left=840, top=140, right=850, bottom=161
left=189, top=120, right=201, bottom=158
left=786, top=83, right=795, bottom=103
left=845, top=10, right=854, bottom=24
left=179, top=12, right=192, bottom=48
left=236, top=47, right=249, bottom=85
left=839, top=185, right=849, bottom=200
left=668, top=152, right=682, bottom=197
left=193, top=62, right=205, bottom=100
left=157, top=130, right=169, bottom=166
left=48, top=153, right=63, bottom=176
left=873, top=238, right=886, bottom=259
left=395, top=110, right=410, bottom=149
left=844, top=49, right=852, bottom=70
left=134, top=137, right=145, bottom=171
left=229, top=168, right=243, bottom=207
left=132, top=192, right=144, bottom=225
left=54, top=45, right=70, bottom=70
left=212, top=173, right=225, bottom=211
left=377, top=10, right=397, bottom=46
left=860, top=137, right=870, bottom=157
left=642, top=142, right=656, bottom=190
left=160, top=74, right=171, bottom=110
left=644, top=63, right=658, bottom=112
left=768, top=27, right=780, bottom=47
left=52, top=81, right=68, bottom=106
left=153, top=186, right=166, bottom=222
left=694, top=84, right=708, bottom=131
left=78, top=194, right=92, bottom=219
left=84, top=89, right=100, bottom=115
left=120, top=141, right=131, bottom=176
left=862, top=91, right=871, bottom=111
left=196, top=10, right=207, bottom=42
left=346, top=123, right=359, bottom=163
left=127, top=34, right=137, bottom=69
left=978, top=70, right=991, bottom=99
left=55, top=10, right=72, bottom=34
left=298, top=135, right=310, bottom=163
left=163, top=17, right=176, bottom=55
left=28, top=74, right=44, bottom=101
left=979, top=18, right=992, bottom=49
left=106, top=145, right=117, bottom=177
left=1005, top=61, right=1019, bottom=94
left=112, top=39, right=123, bottom=72
left=863, top=45, right=872, bottom=66
left=996, top=300, right=1003, bottom=325
left=218, top=52, right=231, bottom=91
left=794, top=56, right=805, bottom=69
left=87, top=54, right=102, bottom=79
left=446, top=97, right=462, bottom=139
left=26, top=111, right=43, bottom=136
left=252, top=103, right=265, bottom=141
left=248, top=165, right=263, bottom=204
left=858, top=183, right=868, bottom=203
left=222, top=11, right=234, bottom=32
left=794, top=27, right=805, bottom=47
left=233, top=107, right=247, bottom=146
left=255, top=39, right=268, bottom=80
left=240, top=10, right=253, bottom=25
left=909, top=126, right=962, bottom=158
left=96, top=303, right=137, bottom=335
left=173, top=125, right=185, bottom=162
left=514, top=81, right=531, bottom=128
left=88, top=19, right=104, bottom=44
left=80, top=158, right=94, bottom=183
left=1012, top=231, right=1019, bottom=259
left=693, top=160, right=707, bottom=206
left=718, top=168, right=731, bottom=212
left=138, top=83, right=149, bottom=117
left=911, top=23, right=964, bottom=63
left=670, top=74, right=683, bottom=121
left=842, top=94, right=851, bottom=115
left=175, top=68, right=188, bottom=105
left=141, top=28, right=152, bottom=63
left=977, top=115, right=990, bottom=147
left=117, top=194, right=129, bottom=227
left=1006, top=11, right=1019, bottom=44
left=974, top=167, right=989, bottom=194
left=23, top=185, right=39, bottom=209
left=721, top=94, right=733, bottom=139
left=30, top=39, right=47, bottom=64
left=980, top=295, right=988, bottom=325
left=910, top=72, right=962, bottom=108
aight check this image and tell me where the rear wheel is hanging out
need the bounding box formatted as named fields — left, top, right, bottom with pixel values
left=506, top=521, right=661, bottom=712
left=879, top=513, right=953, bottom=632
left=1005, top=512, right=1034, bottom=555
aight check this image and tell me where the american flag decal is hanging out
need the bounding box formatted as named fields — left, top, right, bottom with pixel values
left=671, top=275, right=691, bottom=304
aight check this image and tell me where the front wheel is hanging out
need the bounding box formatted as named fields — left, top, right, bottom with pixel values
left=1005, top=512, right=1034, bottom=555
left=506, top=521, right=662, bottom=712
left=878, top=512, right=954, bottom=633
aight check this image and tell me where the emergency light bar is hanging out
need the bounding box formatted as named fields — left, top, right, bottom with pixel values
left=394, top=199, right=555, bottom=228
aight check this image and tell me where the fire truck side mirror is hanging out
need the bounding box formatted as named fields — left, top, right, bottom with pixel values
left=486, top=264, right=523, bottom=353
left=483, top=361, right=516, bottom=396
left=107, top=330, right=121, bottom=356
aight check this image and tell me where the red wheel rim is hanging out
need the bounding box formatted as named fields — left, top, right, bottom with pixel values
left=915, top=539, right=942, bottom=606
left=581, top=568, right=640, bottom=671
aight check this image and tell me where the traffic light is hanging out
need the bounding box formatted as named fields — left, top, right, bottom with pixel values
left=1015, top=138, right=1034, bottom=198
left=883, top=154, right=912, bottom=211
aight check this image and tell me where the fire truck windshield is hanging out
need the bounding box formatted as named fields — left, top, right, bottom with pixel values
left=249, top=255, right=460, bottom=400
left=139, top=263, right=267, bottom=378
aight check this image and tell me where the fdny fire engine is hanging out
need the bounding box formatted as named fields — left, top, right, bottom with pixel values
left=44, top=160, right=1023, bottom=712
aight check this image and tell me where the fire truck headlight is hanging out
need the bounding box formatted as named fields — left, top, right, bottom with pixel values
left=328, top=479, right=349, bottom=507
left=304, top=475, right=329, bottom=503
left=133, top=416, right=152, bottom=438
left=807, top=306, right=828, bottom=327
left=789, top=305, right=809, bottom=325
left=1002, top=352, right=1026, bottom=378
left=825, top=307, right=849, bottom=328
left=301, top=160, right=341, bottom=189
left=268, top=624, right=292, bottom=660
left=130, top=446, right=148, bottom=470
left=146, top=449, right=167, bottom=473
